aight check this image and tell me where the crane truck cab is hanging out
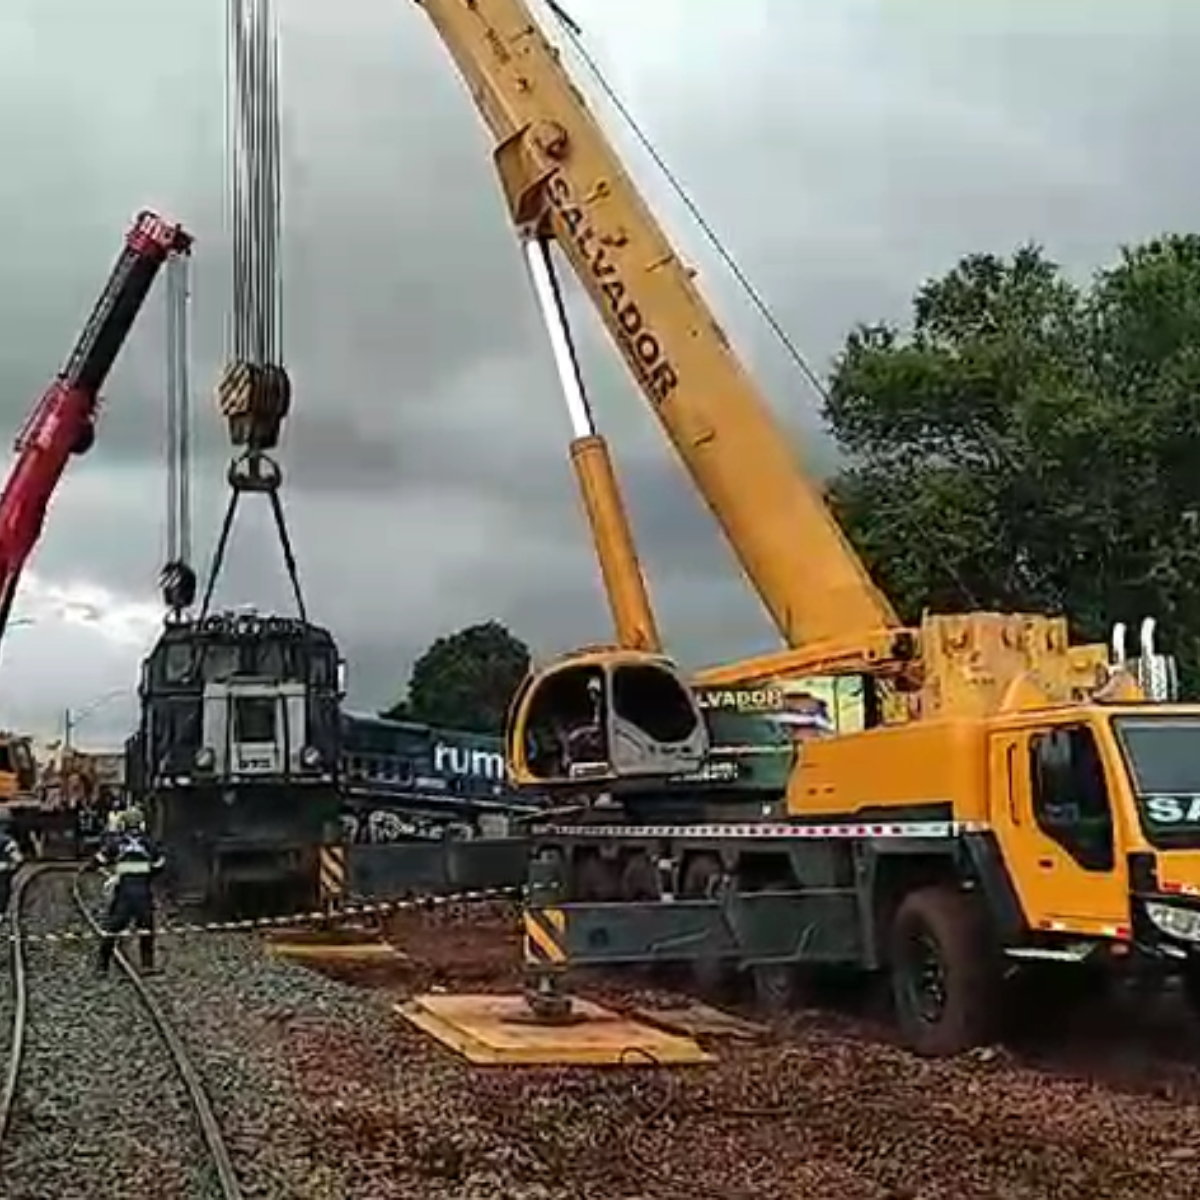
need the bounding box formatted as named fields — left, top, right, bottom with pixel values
left=988, top=701, right=1200, bottom=957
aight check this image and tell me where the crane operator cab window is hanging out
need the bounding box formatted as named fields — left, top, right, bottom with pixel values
left=519, top=657, right=708, bottom=787
left=1029, top=724, right=1115, bottom=872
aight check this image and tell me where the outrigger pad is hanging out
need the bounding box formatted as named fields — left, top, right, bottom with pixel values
left=266, top=928, right=404, bottom=962
left=397, top=993, right=714, bottom=1066
left=267, top=941, right=403, bottom=961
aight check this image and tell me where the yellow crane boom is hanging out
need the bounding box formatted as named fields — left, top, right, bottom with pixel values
left=415, top=0, right=896, bottom=651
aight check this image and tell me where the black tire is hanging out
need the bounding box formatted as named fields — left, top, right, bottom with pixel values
left=574, top=854, right=620, bottom=902
left=890, top=885, right=999, bottom=1057
left=682, top=855, right=732, bottom=998
left=751, top=962, right=799, bottom=1017
left=747, top=874, right=801, bottom=1017
left=621, top=853, right=660, bottom=900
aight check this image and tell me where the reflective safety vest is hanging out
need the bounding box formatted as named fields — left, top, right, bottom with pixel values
left=99, top=834, right=165, bottom=880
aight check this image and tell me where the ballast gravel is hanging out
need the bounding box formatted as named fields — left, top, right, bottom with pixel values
left=0, top=870, right=215, bottom=1200
left=10, top=879, right=1200, bottom=1199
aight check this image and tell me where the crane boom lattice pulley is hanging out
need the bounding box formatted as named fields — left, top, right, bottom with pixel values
left=416, top=0, right=897, bottom=652
left=55, top=212, right=194, bottom=396
left=0, top=209, right=191, bottom=642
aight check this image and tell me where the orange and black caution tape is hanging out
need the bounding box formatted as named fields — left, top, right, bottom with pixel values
left=4, top=882, right=519, bottom=946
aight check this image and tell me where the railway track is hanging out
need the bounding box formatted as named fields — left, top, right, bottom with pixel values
left=0, top=865, right=244, bottom=1199
left=0, top=862, right=43, bottom=1146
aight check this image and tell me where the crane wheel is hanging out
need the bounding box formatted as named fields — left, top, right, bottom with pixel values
left=681, top=854, right=732, bottom=999
left=574, top=853, right=620, bottom=901
left=747, top=874, right=803, bottom=1017
left=620, top=852, right=660, bottom=900
left=889, top=885, right=999, bottom=1057
left=750, top=962, right=801, bottom=1017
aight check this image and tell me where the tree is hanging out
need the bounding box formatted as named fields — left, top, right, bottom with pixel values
left=380, top=697, right=412, bottom=721
left=824, top=236, right=1200, bottom=681
left=384, top=621, right=532, bottom=735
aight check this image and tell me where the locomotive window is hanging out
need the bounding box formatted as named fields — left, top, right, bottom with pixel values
left=234, top=697, right=277, bottom=743
left=202, top=644, right=239, bottom=682
left=163, top=644, right=194, bottom=683
left=256, top=642, right=288, bottom=679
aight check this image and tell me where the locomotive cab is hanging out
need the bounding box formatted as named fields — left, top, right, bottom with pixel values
left=131, top=610, right=343, bottom=914
left=506, top=648, right=708, bottom=790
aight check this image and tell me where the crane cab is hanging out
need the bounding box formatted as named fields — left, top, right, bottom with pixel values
left=506, top=648, right=708, bottom=791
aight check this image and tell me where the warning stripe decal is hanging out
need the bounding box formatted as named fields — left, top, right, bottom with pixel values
left=523, top=907, right=567, bottom=963
left=538, top=820, right=987, bottom=841
left=319, top=845, right=347, bottom=900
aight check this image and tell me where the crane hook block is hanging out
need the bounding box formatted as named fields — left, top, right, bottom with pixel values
left=227, top=450, right=282, bottom=493
left=159, top=559, right=197, bottom=612
left=216, top=359, right=292, bottom=451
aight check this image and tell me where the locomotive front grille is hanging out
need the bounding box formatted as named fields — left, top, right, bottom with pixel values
left=197, top=679, right=325, bottom=781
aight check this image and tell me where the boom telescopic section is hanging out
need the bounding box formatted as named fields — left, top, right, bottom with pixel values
left=0, top=211, right=192, bottom=639
left=414, top=0, right=896, bottom=652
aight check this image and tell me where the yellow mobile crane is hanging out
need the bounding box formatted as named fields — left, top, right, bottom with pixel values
left=414, top=0, right=1200, bottom=1055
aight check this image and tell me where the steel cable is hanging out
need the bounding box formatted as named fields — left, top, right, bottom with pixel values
left=164, top=254, right=193, bottom=567
left=211, top=0, right=308, bottom=619
left=226, top=0, right=283, bottom=368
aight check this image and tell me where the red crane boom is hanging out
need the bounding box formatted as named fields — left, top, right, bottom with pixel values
left=0, top=210, right=193, bottom=640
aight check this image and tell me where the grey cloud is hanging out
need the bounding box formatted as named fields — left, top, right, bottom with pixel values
left=1, top=0, right=1196, bottom=740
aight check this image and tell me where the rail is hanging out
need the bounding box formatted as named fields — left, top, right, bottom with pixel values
left=70, top=872, right=244, bottom=1200
left=0, top=863, right=49, bottom=1146
left=0, top=865, right=243, bottom=1196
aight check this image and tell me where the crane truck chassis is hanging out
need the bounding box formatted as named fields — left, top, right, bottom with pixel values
left=411, top=0, right=1200, bottom=1054
left=510, top=634, right=1200, bottom=1057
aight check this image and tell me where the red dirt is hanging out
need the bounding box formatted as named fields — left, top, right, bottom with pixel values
left=259, top=902, right=1200, bottom=1199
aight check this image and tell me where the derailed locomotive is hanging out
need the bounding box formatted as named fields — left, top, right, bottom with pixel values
left=125, top=609, right=344, bottom=913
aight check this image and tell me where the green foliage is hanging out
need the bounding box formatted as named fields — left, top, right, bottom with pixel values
left=379, top=697, right=411, bottom=721
left=384, top=621, right=532, bottom=735
left=825, top=236, right=1200, bottom=682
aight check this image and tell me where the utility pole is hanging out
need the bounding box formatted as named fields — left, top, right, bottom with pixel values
left=62, top=688, right=126, bottom=753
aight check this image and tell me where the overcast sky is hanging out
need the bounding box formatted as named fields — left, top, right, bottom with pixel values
left=0, top=0, right=1194, bottom=746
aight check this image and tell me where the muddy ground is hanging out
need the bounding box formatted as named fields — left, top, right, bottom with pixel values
left=266, top=902, right=1200, bottom=1199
